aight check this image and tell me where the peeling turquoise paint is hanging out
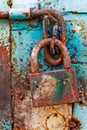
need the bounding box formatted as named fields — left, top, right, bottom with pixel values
left=0, top=120, right=11, bottom=130
left=4, top=120, right=11, bottom=130
left=0, top=0, right=87, bottom=129
left=11, top=21, right=43, bottom=71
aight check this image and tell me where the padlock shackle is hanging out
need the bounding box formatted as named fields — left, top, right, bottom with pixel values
left=31, top=38, right=71, bottom=73
left=31, top=9, right=66, bottom=44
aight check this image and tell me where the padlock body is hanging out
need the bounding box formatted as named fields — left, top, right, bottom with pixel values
left=30, top=68, right=79, bottom=107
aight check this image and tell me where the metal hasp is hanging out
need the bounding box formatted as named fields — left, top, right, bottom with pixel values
left=30, top=38, right=79, bottom=107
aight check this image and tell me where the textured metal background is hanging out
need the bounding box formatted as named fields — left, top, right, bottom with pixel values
left=0, top=0, right=87, bottom=130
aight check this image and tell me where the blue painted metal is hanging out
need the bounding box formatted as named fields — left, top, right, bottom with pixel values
left=0, top=0, right=87, bottom=129
left=43, top=0, right=87, bottom=13
left=11, top=21, right=43, bottom=71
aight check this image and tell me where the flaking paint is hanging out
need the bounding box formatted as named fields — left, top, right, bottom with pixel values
left=0, top=0, right=87, bottom=130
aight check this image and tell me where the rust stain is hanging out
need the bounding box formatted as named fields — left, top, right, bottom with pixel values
left=12, top=72, right=31, bottom=130
left=69, top=117, right=81, bottom=130
left=79, top=78, right=87, bottom=106
left=50, top=24, right=58, bottom=54
left=11, top=35, right=17, bottom=55
left=7, top=0, right=13, bottom=8
left=0, top=12, right=9, bottom=19
left=13, top=72, right=72, bottom=130
left=72, top=11, right=79, bottom=14
left=28, top=22, right=38, bottom=28
left=18, top=32, right=22, bottom=35
left=17, top=93, right=25, bottom=101
left=0, top=45, right=10, bottom=61
left=30, top=68, right=79, bottom=107
left=0, top=45, right=11, bottom=110
left=77, top=22, right=87, bottom=46
left=62, top=7, right=66, bottom=12
left=10, top=88, right=15, bottom=96
left=46, top=113, right=66, bottom=130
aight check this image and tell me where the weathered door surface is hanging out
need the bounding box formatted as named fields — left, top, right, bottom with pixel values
left=0, top=0, right=87, bottom=130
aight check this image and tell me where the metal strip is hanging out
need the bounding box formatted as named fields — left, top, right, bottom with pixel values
left=0, top=46, right=11, bottom=130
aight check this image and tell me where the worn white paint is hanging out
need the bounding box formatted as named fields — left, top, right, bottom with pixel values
left=12, top=0, right=40, bottom=9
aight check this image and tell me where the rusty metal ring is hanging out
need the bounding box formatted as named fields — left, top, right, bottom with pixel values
left=31, top=38, right=71, bottom=73
left=44, top=46, right=62, bottom=66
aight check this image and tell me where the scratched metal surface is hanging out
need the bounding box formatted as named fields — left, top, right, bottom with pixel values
left=0, top=0, right=87, bottom=130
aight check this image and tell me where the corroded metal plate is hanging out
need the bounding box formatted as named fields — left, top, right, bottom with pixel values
left=30, top=68, right=79, bottom=107
left=0, top=46, right=11, bottom=110
left=0, top=45, right=11, bottom=130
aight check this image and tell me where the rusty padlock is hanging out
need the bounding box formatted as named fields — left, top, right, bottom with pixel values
left=29, top=38, right=79, bottom=107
